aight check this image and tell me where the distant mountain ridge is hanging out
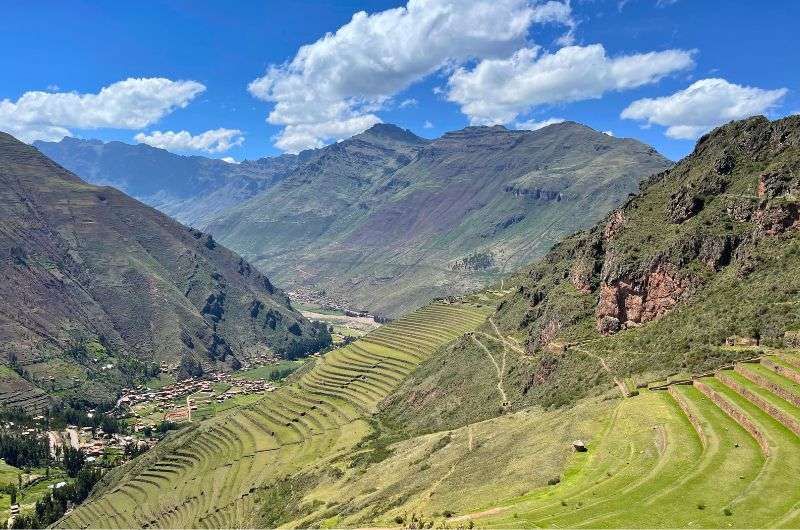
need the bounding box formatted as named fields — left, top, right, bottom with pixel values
left=38, top=122, right=672, bottom=316
left=0, top=132, right=330, bottom=410
left=34, top=136, right=300, bottom=226
left=207, top=121, right=672, bottom=316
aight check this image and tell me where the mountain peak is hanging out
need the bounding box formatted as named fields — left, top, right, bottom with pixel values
left=355, top=123, right=427, bottom=145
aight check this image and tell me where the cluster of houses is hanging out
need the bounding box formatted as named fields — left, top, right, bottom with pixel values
left=115, top=376, right=215, bottom=410
left=115, top=368, right=279, bottom=432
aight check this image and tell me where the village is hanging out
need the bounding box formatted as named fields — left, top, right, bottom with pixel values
left=34, top=360, right=294, bottom=468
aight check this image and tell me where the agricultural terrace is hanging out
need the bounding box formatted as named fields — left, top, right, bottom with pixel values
left=59, top=301, right=491, bottom=528
left=464, top=353, right=800, bottom=528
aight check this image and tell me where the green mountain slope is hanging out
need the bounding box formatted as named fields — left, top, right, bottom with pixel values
left=0, top=132, right=330, bottom=410
left=34, top=137, right=299, bottom=226
left=56, top=116, right=800, bottom=529
left=208, top=122, right=671, bottom=316
left=383, top=115, right=800, bottom=432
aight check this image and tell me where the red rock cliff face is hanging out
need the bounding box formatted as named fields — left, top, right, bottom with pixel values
left=596, top=263, right=692, bottom=335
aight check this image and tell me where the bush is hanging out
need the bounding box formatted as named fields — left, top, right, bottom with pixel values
left=442, top=510, right=453, bottom=518
left=547, top=477, right=561, bottom=486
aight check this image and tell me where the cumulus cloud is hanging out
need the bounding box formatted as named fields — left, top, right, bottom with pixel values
left=423, top=120, right=434, bottom=129
left=621, top=78, right=788, bottom=139
left=221, top=156, right=240, bottom=164
left=249, top=0, right=574, bottom=152
left=603, top=130, right=614, bottom=136
left=134, top=128, right=245, bottom=153
left=447, top=44, right=695, bottom=125
left=0, top=78, right=206, bottom=143
left=399, top=98, right=418, bottom=108
left=515, top=116, right=565, bottom=130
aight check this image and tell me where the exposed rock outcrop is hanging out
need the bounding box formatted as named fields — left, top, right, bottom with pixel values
left=596, top=262, right=694, bottom=335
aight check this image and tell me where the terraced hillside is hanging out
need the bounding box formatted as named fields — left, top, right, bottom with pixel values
left=465, top=353, right=800, bottom=528
left=59, top=301, right=491, bottom=529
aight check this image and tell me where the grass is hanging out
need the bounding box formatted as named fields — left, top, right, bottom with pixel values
left=286, top=351, right=800, bottom=528
left=230, top=360, right=303, bottom=381
left=144, top=372, right=176, bottom=390
left=466, top=353, right=800, bottom=528
left=54, top=302, right=800, bottom=527
left=0, top=459, right=20, bottom=486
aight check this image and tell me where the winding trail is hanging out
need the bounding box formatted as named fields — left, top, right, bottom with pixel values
left=489, top=317, right=527, bottom=356
left=470, top=335, right=508, bottom=405
left=572, top=346, right=629, bottom=398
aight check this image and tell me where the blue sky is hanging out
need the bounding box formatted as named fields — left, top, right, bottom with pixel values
left=0, top=0, right=797, bottom=162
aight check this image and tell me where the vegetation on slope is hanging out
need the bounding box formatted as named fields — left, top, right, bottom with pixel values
left=0, top=132, right=329, bottom=410
left=34, top=137, right=299, bottom=227
left=383, top=115, right=800, bottom=433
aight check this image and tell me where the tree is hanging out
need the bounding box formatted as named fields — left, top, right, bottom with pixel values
left=63, top=446, right=86, bottom=478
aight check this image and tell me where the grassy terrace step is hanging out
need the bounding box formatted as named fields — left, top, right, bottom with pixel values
left=479, top=369, right=800, bottom=529
left=736, top=363, right=800, bottom=408
left=762, top=356, right=800, bottom=385
left=716, top=369, right=800, bottom=436
left=776, top=353, right=800, bottom=370
left=61, top=301, right=489, bottom=528
left=699, top=377, right=800, bottom=524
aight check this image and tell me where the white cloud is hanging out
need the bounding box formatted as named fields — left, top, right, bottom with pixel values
left=515, top=117, right=565, bottom=130
left=621, top=78, right=788, bottom=139
left=46, top=84, right=60, bottom=92
left=0, top=78, right=205, bottom=143
left=249, top=0, right=574, bottom=152
left=221, top=156, right=240, bottom=164
left=134, top=128, right=244, bottom=153
left=399, top=98, right=418, bottom=108
left=603, top=130, right=614, bottom=136
left=531, top=0, right=576, bottom=45
left=274, top=115, right=382, bottom=153
left=447, top=44, right=695, bottom=125
left=423, top=120, right=434, bottom=129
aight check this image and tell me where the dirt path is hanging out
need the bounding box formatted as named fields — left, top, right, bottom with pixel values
left=471, top=335, right=508, bottom=405
left=66, top=428, right=80, bottom=449
left=489, top=317, right=527, bottom=356
left=572, top=346, right=629, bottom=398
left=47, top=431, right=63, bottom=457
left=450, top=506, right=508, bottom=523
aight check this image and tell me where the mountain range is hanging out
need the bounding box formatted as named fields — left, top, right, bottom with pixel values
left=56, top=116, right=800, bottom=529
left=39, top=122, right=672, bottom=317
left=0, top=132, right=330, bottom=410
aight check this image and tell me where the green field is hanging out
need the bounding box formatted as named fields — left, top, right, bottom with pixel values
left=458, top=354, right=800, bottom=528
left=59, top=301, right=492, bottom=528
